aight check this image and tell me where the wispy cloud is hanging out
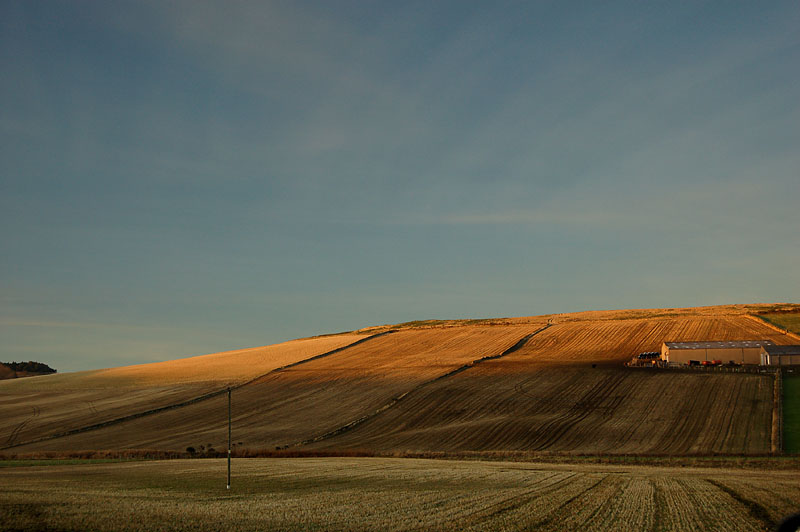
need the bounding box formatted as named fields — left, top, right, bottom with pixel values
left=0, top=318, right=175, bottom=331
left=431, top=209, right=625, bottom=227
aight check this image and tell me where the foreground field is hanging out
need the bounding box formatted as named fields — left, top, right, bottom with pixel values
left=2, top=458, right=798, bottom=531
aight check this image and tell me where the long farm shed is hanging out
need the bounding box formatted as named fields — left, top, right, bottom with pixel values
left=661, top=340, right=774, bottom=365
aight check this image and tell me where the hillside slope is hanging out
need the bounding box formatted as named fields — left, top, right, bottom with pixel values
left=8, top=324, right=545, bottom=451
left=0, top=334, right=367, bottom=449
left=3, top=304, right=798, bottom=455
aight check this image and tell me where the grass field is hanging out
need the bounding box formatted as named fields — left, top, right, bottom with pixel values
left=784, top=373, right=800, bottom=453
left=1, top=457, right=798, bottom=531
left=758, top=312, right=800, bottom=335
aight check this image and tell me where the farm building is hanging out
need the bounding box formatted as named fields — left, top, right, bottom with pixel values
left=760, top=345, right=800, bottom=366
left=660, top=340, right=774, bottom=365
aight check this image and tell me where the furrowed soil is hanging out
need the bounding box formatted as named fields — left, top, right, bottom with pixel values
left=2, top=304, right=797, bottom=455
left=1, top=457, right=798, bottom=532
left=310, top=367, right=774, bottom=453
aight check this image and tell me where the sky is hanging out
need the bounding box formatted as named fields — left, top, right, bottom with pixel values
left=2, top=1, right=798, bottom=372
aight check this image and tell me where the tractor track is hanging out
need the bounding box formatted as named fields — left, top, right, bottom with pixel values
left=528, top=474, right=610, bottom=529
left=705, top=478, right=776, bottom=531
left=5, top=406, right=39, bottom=448
left=525, top=371, right=629, bottom=451
left=0, top=331, right=395, bottom=451
left=448, top=472, right=580, bottom=529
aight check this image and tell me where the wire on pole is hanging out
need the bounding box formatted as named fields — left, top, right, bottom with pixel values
left=227, top=387, right=231, bottom=490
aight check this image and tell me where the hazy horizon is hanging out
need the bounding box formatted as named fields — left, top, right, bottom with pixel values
left=2, top=1, right=798, bottom=372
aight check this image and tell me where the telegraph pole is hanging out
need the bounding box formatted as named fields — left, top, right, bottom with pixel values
left=227, top=387, right=231, bottom=490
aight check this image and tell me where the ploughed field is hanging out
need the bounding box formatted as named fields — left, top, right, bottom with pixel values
left=2, top=304, right=798, bottom=454
left=2, top=457, right=798, bottom=531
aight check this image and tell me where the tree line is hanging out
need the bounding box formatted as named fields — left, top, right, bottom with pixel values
left=1, top=361, right=57, bottom=373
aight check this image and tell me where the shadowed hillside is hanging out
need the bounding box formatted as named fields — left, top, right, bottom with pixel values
left=2, top=304, right=798, bottom=455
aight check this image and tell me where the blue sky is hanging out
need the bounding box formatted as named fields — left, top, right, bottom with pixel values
left=2, top=1, right=798, bottom=372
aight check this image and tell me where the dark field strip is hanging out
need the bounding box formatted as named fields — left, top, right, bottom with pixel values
left=1, top=458, right=798, bottom=531
left=309, top=367, right=775, bottom=454
left=3, top=451, right=800, bottom=469
left=784, top=374, right=800, bottom=453
left=0, top=459, right=134, bottom=468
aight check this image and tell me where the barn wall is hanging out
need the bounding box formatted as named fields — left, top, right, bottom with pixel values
left=741, top=348, right=762, bottom=365
left=665, top=347, right=763, bottom=364
left=665, top=348, right=695, bottom=364
left=765, top=354, right=800, bottom=366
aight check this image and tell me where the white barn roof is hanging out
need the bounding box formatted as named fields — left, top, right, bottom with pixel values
left=664, top=340, right=774, bottom=350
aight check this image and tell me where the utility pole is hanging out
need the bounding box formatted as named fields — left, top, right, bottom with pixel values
left=227, top=387, right=231, bottom=490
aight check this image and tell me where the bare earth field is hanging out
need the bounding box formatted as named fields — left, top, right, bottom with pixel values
left=4, top=305, right=797, bottom=455
left=2, top=457, right=799, bottom=531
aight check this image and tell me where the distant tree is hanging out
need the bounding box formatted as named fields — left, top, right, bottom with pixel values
left=2, top=361, right=56, bottom=373
left=186, top=447, right=196, bottom=455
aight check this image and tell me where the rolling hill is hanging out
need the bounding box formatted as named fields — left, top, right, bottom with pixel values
left=2, top=304, right=798, bottom=455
